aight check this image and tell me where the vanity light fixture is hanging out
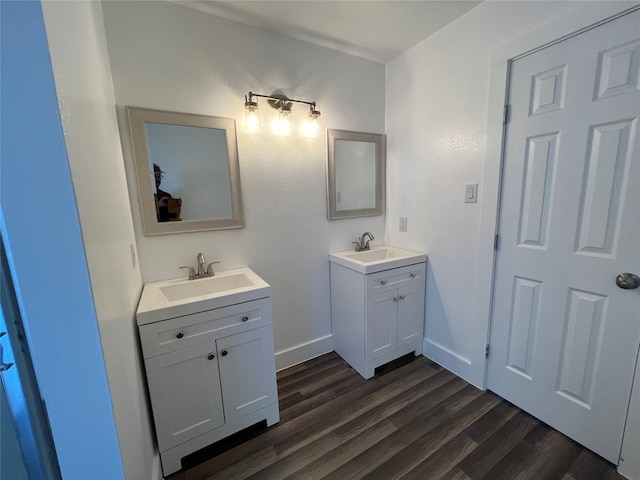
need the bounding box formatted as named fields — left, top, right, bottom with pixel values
left=244, top=91, right=321, bottom=137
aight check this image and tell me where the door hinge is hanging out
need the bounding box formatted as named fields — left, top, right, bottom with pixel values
left=494, top=234, right=499, bottom=250
left=485, top=344, right=490, bottom=358
left=503, top=104, right=509, bottom=124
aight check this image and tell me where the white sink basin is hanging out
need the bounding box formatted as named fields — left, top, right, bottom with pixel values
left=345, top=248, right=401, bottom=262
left=137, top=267, right=270, bottom=324
left=160, top=273, right=255, bottom=302
left=330, top=246, right=426, bottom=274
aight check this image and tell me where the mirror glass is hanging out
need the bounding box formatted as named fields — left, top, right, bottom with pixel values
left=327, top=129, right=385, bottom=220
left=126, top=107, right=244, bottom=235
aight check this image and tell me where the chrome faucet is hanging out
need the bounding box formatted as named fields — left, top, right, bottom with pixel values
left=180, top=253, right=220, bottom=280
left=197, top=253, right=207, bottom=276
left=352, top=232, right=374, bottom=252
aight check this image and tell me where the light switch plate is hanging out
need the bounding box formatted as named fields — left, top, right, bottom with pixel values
left=399, top=217, right=407, bottom=232
left=465, top=184, right=478, bottom=203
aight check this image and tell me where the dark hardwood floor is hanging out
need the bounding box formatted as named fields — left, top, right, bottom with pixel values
left=168, top=352, right=624, bottom=480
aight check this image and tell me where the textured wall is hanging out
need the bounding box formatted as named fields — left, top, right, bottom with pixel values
left=1, top=1, right=124, bottom=477
left=101, top=0, right=386, bottom=366
left=41, top=2, right=157, bottom=479
left=385, top=1, right=591, bottom=386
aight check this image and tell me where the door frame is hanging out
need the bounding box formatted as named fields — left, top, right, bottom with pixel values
left=474, top=0, right=640, bottom=470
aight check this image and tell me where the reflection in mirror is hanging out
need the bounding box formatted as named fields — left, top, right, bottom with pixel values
left=126, top=107, right=244, bottom=235
left=327, top=129, right=385, bottom=220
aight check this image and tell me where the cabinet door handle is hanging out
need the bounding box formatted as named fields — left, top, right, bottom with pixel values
left=381, top=280, right=387, bottom=285
left=393, top=297, right=398, bottom=302
left=221, top=350, right=228, bottom=357
left=241, top=316, right=249, bottom=322
left=175, top=332, right=184, bottom=339
left=207, top=353, right=215, bottom=360
left=410, top=273, right=416, bottom=278
left=399, top=295, right=406, bottom=300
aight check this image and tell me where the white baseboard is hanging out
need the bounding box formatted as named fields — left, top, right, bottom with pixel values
left=275, top=334, right=334, bottom=371
left=423, top=337, right=483, bottom=389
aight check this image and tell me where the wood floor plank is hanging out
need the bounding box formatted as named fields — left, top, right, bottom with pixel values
left=462, top=398, right=520, bottom=444
left=330, top=369, right=455, bottom=440
left=277, top=362, right=349, bottom=398
left=257, top=419, right=397, bottom=480
left=167, top=353, right=624, bottom=480
left=367, top=393, right=501, bottom=480
left=480, top=427, right=582, bottom=480
left=562, top=450, right=626, bottom=480
left=273, top=361, right=441, bottom=456
left=279, top=373, right=369, bottom=423
left=400, top=433, right=478, bottom=480
left=457, top=408, right=540, bottom=478
left=387, top=378, right=471, bottom=429
left=439, top=467, right=473, bottom=480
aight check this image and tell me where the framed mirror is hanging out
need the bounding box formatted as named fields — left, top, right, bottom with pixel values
left=327, top=129, right=385, bottom=220
left=126, top=107, right=244, bottom=235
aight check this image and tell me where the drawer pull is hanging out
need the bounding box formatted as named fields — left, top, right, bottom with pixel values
left=221, top=350, right=228, bottom=357
left=241, top=316, right=249, bottom=322
left=207, top=353, right=215, bottom=360
left=381, top=280, right=387, bottom=285
left=410, top=273, right=416, bottom=278
left=175, top=332, right=184, bottom=339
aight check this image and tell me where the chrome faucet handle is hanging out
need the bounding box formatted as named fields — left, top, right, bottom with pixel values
left=180, top=266, right=196, bottom=280
left=352, top=241, right=361, bottom=252
left=206, top=261, right=221, bottom=275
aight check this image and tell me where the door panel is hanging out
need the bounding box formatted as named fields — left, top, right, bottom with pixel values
left=397, top=284, right=425, bottom=347
left=487, top=9, right=640, bottom=464
left=366, top=291, right=398, bottom=361
left=217, top=326, right=277, bottom=423
left=144, top=343, right=224, bottom=451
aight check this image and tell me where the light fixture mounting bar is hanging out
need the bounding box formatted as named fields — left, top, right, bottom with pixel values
left=246, top=91, right=319, bottom=113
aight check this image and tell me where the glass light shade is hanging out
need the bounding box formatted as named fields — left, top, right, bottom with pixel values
left=244, top=103, right=261, bottom=131
left=301, top=112, right=321, bottom=137
left=272, top=109, right=292, bottom=136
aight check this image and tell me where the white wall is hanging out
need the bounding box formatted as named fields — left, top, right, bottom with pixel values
left=386, top=3, right=639, bottom=475
left=41, top=2, right=155, bottom=479
left=385, top=1, right=595, bottom=387
left=101, top=0, right=386, bottom=368
left=1, top=1, right=124, bottom=477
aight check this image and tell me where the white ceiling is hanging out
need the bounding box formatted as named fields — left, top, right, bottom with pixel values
left=181, top=1, right=482, bottom=63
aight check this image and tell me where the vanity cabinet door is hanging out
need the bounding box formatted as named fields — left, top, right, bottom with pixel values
left=217, top=326, right=278, bottom=423
left=144, top=342, right=224, bottom=451
left=365, top=290, right=399, bottom=361
left=396, top=283, right=425, bottom=348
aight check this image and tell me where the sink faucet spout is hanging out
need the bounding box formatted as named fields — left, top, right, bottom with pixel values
left=357, top=232, right=374, bottom=251
left=197, top=253, right=207, bottom=276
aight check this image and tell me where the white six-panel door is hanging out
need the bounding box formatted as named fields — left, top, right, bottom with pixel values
left=487, top=9, right=640, bottom=464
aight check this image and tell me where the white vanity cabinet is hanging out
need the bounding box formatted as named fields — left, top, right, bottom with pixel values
left=330, top=258, right=426, bottom=379
left=136, top=269, right=279, bottom=476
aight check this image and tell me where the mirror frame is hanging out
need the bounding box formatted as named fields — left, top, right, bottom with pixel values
left=327, top=129, right=385, bottom=220
left=126, top=107, right=244, bottom=235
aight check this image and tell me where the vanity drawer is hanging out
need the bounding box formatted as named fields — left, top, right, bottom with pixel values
left=139, top=298, right=271, bottom=359
left=366, top=263, right=425, bottom=296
